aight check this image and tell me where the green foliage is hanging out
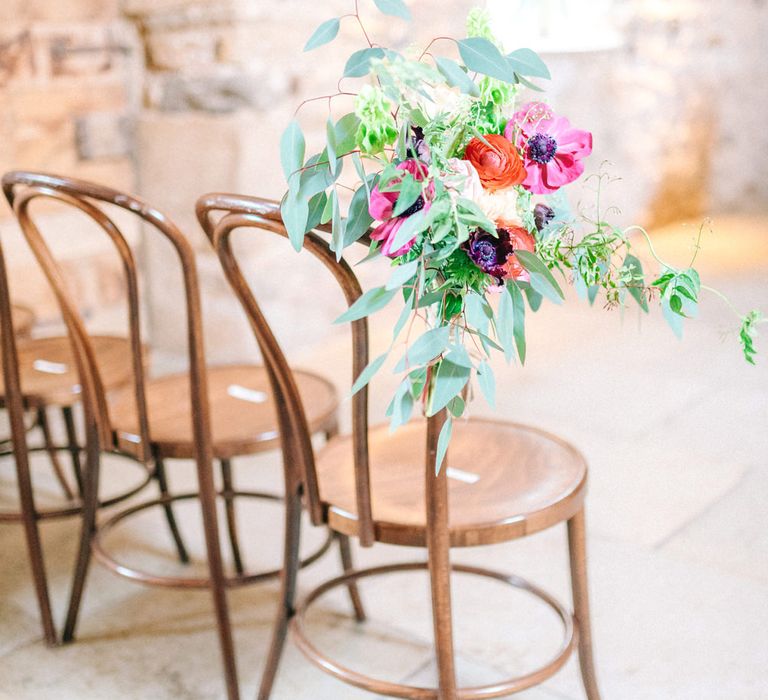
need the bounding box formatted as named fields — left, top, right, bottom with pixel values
left=304, top=18, right=340, bottom=51
left=373, top=0, right=411, bottom=21
left=739, top=310, right=762, bottom=365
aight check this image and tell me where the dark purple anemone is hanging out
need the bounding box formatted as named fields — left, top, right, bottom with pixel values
left=465, top=228, right=515, bottom=280
left=533, top=203, right=555, bottom=232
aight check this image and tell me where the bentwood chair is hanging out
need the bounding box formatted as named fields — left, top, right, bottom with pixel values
left=2, top=172, right=357, bottom=700
left=0, top=243, right=150, bottom=647
left=203, top=195, right=603, bottom=700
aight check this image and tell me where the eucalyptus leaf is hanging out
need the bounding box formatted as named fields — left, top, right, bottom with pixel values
left=497, top=284, right=515, bottom=364
left=389, top=380, right=414, bottom=431
left=457, top=37, right=517, bottom=84
left=305, top=192, right=327, bottom=233
left=350, top=352, right=388, bottom=396
left=515, top=250, right=564, bottom=304
left=304, top=17, right=340, bottom=51
left=476, top=360, right=495, bottom=408
left=392, top=174, right=422, bottom=217
left=507, top=281, right=527, bottom=364
left=326, top=117, right=338, bottom=172
left=344, top=48, right=386, bottom=78
left=334, top=286, right=398, bottom=324
left=386, top=259, right=418, bottom=290
left=388, top=207, right=429, bottom=254
left=427, top=359, right=470, bottom=416
left=331, top=190, right=346, bottom=260
left=334, top=113, right=361, bottom=154
left=392, top=299, right=413, bottom=341
left=506, top=48, right=550, bottom=79
left=394, top=326, right=450, bottom=372
left=622, top=254, right=649, bottom=312
left=281, top=189, right=308, bottom=251
left=435, top=57, right=480, bottom=96
left=344, top=184, right=374, bottom=247
left=520, top=282, right=543, bottom=311
left=434, top=416, right=452, bottom=474
left=373, top=0, right=412, bottom=21
left=280, top=121, right=305, bottom=182
left=514, top=73, right=545, bottom=92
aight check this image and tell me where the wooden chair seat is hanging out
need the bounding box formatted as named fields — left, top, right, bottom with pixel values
left=109, top=364, right=338, bottom=460
left=317, top=418, right=587, bottom=547
left=0, top=335, right=134, bottom=408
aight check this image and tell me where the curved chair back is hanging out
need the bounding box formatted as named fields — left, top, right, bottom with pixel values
left=2, top=171, right=212, bottom=468
left=196, top=194, right=377, bottom=546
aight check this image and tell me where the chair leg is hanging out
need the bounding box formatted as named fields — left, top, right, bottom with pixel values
left=220, top=458, right=244, bottom=575
left=154, top=453, right=190, bottom=564
left=62, top=438, right=102, bottom=643
left=61, top=406, right=84, bottom=496
left=257, top=486, right=302, bottom=700
left=324, top=419, right=339, bottom=442
left=36, top=406, right=75, bottom=501
left=426, top=414, right=458, bottom=700
left=15, top=426, right=57, bottom=645
left=196, top=454, right=240, bottom=700
left=336, top=533, right=366, bottom=622
left=568, top=508, right=603, bottom=700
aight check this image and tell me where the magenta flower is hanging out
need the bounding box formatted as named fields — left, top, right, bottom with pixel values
left=505, top=102, right=592, bottom=195
left=369, top=159, right=433, bottom=258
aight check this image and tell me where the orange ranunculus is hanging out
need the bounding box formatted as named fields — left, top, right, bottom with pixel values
left=464, top=134, right=527, bottom=192
left=499, top=221, right=535, bottom=281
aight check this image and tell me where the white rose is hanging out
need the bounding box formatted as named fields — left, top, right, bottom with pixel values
left=476, top=187, right=523, bottom=224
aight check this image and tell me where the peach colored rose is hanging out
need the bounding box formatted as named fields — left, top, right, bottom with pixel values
left=464, top=135, right=526, bottom=192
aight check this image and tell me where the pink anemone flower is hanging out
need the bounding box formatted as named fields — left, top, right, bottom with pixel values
left=369, top=159, right=433, bottom=258
left=505, top=102, right=592, bottom=195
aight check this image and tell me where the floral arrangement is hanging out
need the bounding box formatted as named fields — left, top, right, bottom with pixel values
left=280, top=1, right=763, bottom=469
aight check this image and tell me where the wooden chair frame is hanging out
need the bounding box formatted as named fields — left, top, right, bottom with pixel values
left=201, top=194, right=602, bottom=700
left=2, top=171, right=238, bottom=698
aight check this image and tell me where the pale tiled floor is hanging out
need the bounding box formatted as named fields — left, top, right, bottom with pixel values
left=1, top=220, right=767, bottom=699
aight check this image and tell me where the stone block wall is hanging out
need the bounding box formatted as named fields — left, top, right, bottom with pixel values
left=0, top=0, right=766, bottom=358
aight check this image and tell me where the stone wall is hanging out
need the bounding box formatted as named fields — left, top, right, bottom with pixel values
left=1, top=0, right=766, bottom=357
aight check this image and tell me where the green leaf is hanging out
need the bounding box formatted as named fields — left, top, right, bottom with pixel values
left=299, top=154, right=334, bottom=198
left=394, top=326, right=450, bottom=372
left=515, top=250, right=564, bottom=304
left=456, top=197, right=496, bottom=235
left=392, top=174, right=422, bottom=217
left=497, top=283, right=515, bottom=364
left=330, top=189, right=345, bottom=259
left=326, top=116, right=338, bottom=173
left=352, top=153, right=370, bottom=196
left=434, top=416, right=452, bottom=474
left=281, top=190, right=308, bottom=251
left=344, top=184, right=374, bottom=246
left=427, top=359, right=471, bottom=416
left=280, top=121, right=305, bottom=182
left=622, top=254, right=648, bottom=312
left=386, top=259, right=418, bottom=290
left=477, top=360, right=495, bottom=409
left=514, top=73, right=545, bottom=92
left=388, top=207, right=430, bottom=254
left=445, top=344, right=472, bottom=368
left=392, top=299, right=413, bottom=341
left=519, top=281, right=543, bottom=312
left=373, top=0, right=412, bottom=21
left=464, top=291, right=492, bottom=334
left=344, top=48, right=386, bottom=78
left=320, top=189, right=334, bottom=224
left=662, top=299, right=684, bottom=338
left=457, top=37, right=516, bottom=85
left=389, top=379, right=414, bottom=431
left=351, top=352, right=388, bottom=396
left=304, top=17, right=340, bottom=51
left=334, top=113, right=361, bottom=154
left=305, top=192, right=327, bottom=233
left=507, top=280, right=527, bottom=364
left=506, top=48, right=550, bottom=79
left=435, top=57, right=480, bottom=96
left=334, top=286, right=398, bottom=324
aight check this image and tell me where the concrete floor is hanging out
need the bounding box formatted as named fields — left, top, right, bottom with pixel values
left=1, top=219, right=767, bottom=699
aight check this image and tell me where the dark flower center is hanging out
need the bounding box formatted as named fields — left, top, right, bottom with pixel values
left=527, top=133, right=558, bottom=164
left=470, top=237, right=499, bottom=268
left=399, top=194, right=425, bottom=218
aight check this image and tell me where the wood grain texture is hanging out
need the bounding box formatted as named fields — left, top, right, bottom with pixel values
left=11, top=304, right=35, bottom=339
left=317, top=418, right=587, bottom=548
left=109, top=364, right=338, bottom=459
left=0, top=335, right=134, bottom=408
